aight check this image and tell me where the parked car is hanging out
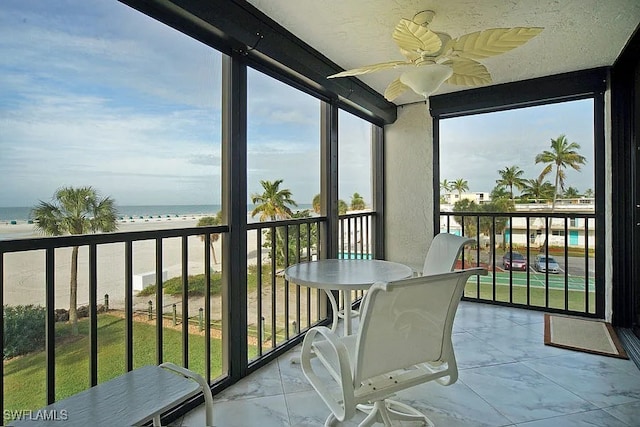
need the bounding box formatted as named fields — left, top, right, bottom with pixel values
left=534, top=254, right=560, bottom=273
left=502, top=251, right=527, bottom=271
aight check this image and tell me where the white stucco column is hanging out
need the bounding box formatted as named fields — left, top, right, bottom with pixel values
left=383, top=103, right=434, bottom=272
left=604, top=86, right=613, bottom=323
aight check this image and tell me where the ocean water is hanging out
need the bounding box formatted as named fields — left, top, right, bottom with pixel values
left=0, top=204, right=315, bottom=222
left=0, top=203, right=315, bottom=241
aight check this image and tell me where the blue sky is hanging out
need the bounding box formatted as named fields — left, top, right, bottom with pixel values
left=1, top=1, right=593, bottom=208
left=440, top=99, right=595, bottom=195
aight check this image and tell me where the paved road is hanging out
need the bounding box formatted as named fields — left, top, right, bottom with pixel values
left=483, top=255, right=596, bottom=291
left=558, top=256, right=595, bottom=278
left=489, top=253, right=595, bottom=276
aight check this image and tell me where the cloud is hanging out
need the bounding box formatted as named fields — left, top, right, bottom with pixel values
left=0, top=1, right=380, bottom=207
left=440, top=99, right=595, bottom=194
left=0, top=86, right=221, bottom=205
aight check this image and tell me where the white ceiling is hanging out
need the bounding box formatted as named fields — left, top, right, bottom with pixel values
left=247, top=0, right=640, bottom=105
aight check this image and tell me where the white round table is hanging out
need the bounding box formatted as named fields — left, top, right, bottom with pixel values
left=284, top=259, right=413, bottom=335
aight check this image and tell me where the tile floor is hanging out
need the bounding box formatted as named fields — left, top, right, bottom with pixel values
left=175, top=302, right=640, bottom=426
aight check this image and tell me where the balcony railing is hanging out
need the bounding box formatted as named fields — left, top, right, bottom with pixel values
left=440, top=210, right=601, bottom=317
left=248, top=216, right=325, bottom=359
left=0, top=226, right=231, bottom=420
left=2, top=209, right=599, bottom=423
left=0, top=211, right=376, bottom=423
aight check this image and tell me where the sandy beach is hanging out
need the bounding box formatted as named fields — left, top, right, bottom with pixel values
left=0, top=216, right=262, bottom=317
left=1, top=210, right=366, bottom=328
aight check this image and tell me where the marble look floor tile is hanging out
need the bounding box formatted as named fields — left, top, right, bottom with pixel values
left=285, top=389, right=342, bottom=427
left=524, top=353, right=640, bottom=408
left=277, top=347, right=315, bottom=394
left=453, top=331, right=517, bottom=369
left=285, top=389, right=441, bottom=427
left=173, top=303, right=640, bottom=426
left=394, top=378, right=513, bottom=427
left=514, top=408, right=630, bottom=426
left=214, top=360, right=284, bottom=402
left=166, top=416, right=183, bottom=426
left=602, top=400, right=640, bottom=425
left=467, top=322, right=567, bottom=361
left=454, top=306, right=522, bottom=332
left=182, top=394, right=290, bottom=427
left=591, top=352, right=640, bottom=376
left=460, top=362, right=596, bottom=423
left=485, top=305, right=545, bottom=326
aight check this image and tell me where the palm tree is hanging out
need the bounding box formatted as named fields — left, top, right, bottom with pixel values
left=31, top=186, right=118, bottom=335
left=519, top=176, right=555, bottom=250
left=451, top=178, right=469, bottom=200
left=490, top=185, right=511, bottom=201
left=535, top=135, right=587, bottom=209
left=496, top=166, right=526, bottom=199
left=479, top=198, right=515, bottom=264
left=251, top=179, right=297, bottom=221
left=440, top=179, right=452, bottom=193
left=251, top=180, right=297, bottom=266
left=350, top=192, right=365, bottom=210
left=520, top=176, right=555, bottom=202
left=338, top=199, right=348, bottom=215
left=583, top=188, right=594, bottom=198
left=197, top=212, right=223, bottom=266
left=563, top=186, right=581, bottom=199
left=312, top=194, right=321, bottom=214
left=452, top=199, right=478, bottom=238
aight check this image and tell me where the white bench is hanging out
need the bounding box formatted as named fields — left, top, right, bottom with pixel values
left=133, top=270, right=168, bottom=291
left=9, top=363, right=214, bottom=426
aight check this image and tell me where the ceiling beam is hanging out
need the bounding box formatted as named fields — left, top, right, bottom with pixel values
left=429, top=68, right=608, bottom=119
left=119, top=0, right=397, bottom=125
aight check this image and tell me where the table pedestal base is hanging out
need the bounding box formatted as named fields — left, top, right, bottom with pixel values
left=322, top=400, right=433, bottom=427
left=324, top=289, right=359, bottom=335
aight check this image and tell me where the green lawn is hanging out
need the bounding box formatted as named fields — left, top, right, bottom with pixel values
left=463, top=280, right=596, bottom=313
left=3, top=314, right=226, bottom=424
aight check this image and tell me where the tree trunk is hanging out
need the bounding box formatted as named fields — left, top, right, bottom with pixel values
left=488, top=230, right=496, bottom=268
left=70, top=245, right=79, bottom=335
left=209, top=241, right=218, bottom=265
left=552, top=167, right=560, bottom=211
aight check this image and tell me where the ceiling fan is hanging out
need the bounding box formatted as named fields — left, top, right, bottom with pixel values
left=328, top=11, right=543, bottom=101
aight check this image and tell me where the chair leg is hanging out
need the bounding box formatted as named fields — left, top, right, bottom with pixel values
left=323, top=289, right=340, bottom=332
left=356, top=399, right=433, bottom=427
left=358, top=401, right=384, bottom=427
left=384, top=399, right=433, bottom=426
left=324, top=413, right=339, bottom=427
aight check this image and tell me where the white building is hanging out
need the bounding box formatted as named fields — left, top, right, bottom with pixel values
left=440, top=199, right=596, bottom=249
left=442, top=192, right=491, bottom=205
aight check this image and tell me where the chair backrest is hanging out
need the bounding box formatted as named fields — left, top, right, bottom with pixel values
left=422, top=233, right=476, bottom=275
left=353, top=268, right=485, bottom=385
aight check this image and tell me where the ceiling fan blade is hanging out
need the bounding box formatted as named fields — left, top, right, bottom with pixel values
left=444, top=58, right=492, bottom=86
left=399, top=48, right=420, bottom=62
left=393, top=18, right=442, bottom=55
left=451, top=27, right=543, bottom=60
left=328, top=60, right=411, bottom=78
left=384, top=78, right=409, bottom=101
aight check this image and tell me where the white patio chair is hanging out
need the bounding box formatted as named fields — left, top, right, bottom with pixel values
left=422, top=233, right=476, bottom=275
left=300, top=268, right=487, bottom=426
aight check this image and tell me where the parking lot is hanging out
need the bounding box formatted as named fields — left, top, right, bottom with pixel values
left=478, top=254, right=596, bottom=291
left=479, top=270, right=595, bottom=291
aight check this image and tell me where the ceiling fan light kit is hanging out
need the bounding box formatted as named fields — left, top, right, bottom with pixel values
left=328, top=10, right=543, bottom=101
left=399, top=64, right=453, bottom=98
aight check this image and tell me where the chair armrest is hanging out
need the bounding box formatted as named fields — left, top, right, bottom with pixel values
left=160, top=362, right=214, bottom=426
left=300, top=326, right=355, bottom=422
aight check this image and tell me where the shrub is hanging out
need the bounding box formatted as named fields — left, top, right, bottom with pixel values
left=3, top=305, right=46, bottom=359
left=137, top=272, right=223, bottom=297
